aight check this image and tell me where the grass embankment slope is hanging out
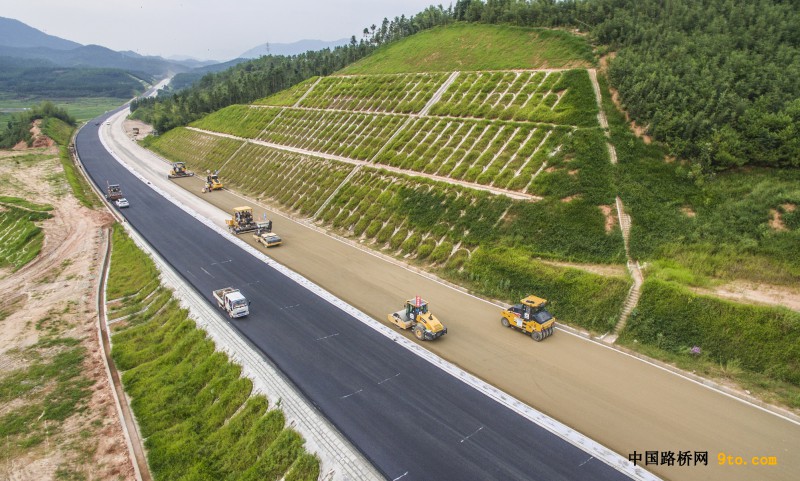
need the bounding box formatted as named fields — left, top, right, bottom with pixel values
left=150, top=23, right=630, bottom=333
left=108, top=228, right=319, bottom=480
left=149, top=22, right=799, bottom=408
left=340, top=23, right=593, bottom=74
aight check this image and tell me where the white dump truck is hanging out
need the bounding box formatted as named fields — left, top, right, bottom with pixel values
left=213, top=287, right=250, bottom=318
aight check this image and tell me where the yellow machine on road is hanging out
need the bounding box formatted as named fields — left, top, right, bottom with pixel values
left=202, top=171, right=223, bottom=192
left=388, top=296, right=447, bottom=341
left=253, top=220, right=282, bottom=247
left=500, top=295, right=556, bottom=341
left=226, top=206, right=260, bottom=234
left=168, top=162, right=194, bottom=179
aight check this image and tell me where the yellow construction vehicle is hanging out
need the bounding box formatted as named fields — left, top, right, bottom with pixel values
left=168, top=162, right=194, bottom=179
left=226, top=206, right=260, bottom=234
left=252, top=221, right=282, bottom=247
left=388, top=296, right=447, bottom=341
left=202, top=170, right=223, bottom=192
left=501, top=295, right=556, bottom=341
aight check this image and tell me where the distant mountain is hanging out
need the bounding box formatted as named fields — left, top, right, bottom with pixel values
left=0, top=17, right=189, bottom=77
left=0, top=17, right=81, bottom=50
left=240, top=38, right=349, bottom=58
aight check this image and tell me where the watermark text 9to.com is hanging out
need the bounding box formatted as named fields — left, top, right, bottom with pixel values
left=627, top=451, right=778, bottom=467
left=718, top=453, right=778, bottom=466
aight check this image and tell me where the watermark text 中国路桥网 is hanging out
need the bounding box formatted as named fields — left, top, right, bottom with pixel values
left=628, top=451, right=778, bottom=467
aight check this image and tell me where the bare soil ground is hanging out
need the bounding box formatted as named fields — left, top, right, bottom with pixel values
left=123, top=118, right=154, bottom=141
left=692, top=280, right=800, bottom=312
left=0, top=147, right=133, bottom=480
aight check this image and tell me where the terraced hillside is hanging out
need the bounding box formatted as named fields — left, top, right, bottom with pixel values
left=145, top=22, right=800, bottom=408
left=151, top=66, right=620, bottom=258
left=145, top=25, right=625, bottom=330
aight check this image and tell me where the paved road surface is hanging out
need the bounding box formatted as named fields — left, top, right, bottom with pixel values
left=77, top=113, right=643, bottom=480
left=87, top=109, right=800, bottom=481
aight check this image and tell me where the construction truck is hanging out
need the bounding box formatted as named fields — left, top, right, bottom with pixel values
left=388, top=296, right=447, bottom=341
left=226, top=206, right=260, bottom=234
left=202, top=171, right=223, bottom=193
left=167, top=162, right=194, bottom=179
left=500, top=295, right=556, bottom=341
left=213, top=287, right=250, bottom=318
left=252, top=221, right=282, bottom=247
left=106, top=182, right=123, bottom=201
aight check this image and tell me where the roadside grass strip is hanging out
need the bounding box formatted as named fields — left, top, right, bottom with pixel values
left=108, top=228, right=319, bottom=480
left=0, top=196, right=52, bottom=270
left=620, top=279, right=800, bottom=408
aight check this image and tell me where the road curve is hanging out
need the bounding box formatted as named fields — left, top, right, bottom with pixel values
left=102, top=107, right=800, bottom=481
left=77, top=113, right=640, bottom=480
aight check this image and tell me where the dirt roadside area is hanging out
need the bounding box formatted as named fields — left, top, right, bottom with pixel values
left=0, top=148, right=134, bottom=480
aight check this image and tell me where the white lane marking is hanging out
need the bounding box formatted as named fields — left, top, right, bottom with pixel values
left=377, top=373, right=401, bottom=385
left=210, top=259, right=232, bottom=266
left=315, top=333, right=339, bottom=341
left=579, top=456, right=594, bottom=467
left=200, top=266, right=214, bottom=278
left=280, top=304, right=301, bottom=310
left=340, top=389, right=363, bottom=399
left=222, top=176, right=800, bottom=428
left=392, top=472, right=409, bottom=481
left=459, top=426, right=483, bottom=444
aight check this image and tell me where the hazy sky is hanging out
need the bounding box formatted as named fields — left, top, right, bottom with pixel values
left=3, top=0, right=443, bottom=61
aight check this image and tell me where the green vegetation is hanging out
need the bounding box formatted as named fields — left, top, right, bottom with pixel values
left=0, top=57, right=149, bottom=100
left=0, top=97, right=125, bottom=123
left=192, top=105, right=283, bottom=138
left=130, top=5, right=454, bottom=133
left=449, top=0, right=800, bottom=171
left=221, top=143, right=354, bottom=216
left=144, top=128, right=244, bottom=172
left=0, top=337, right=93, bottom=455
left=620, top=279, right=800, bottom=407
left=0, top=101, right=75, bottom=148
left=42, top=117, right=100, bottom=208
left=253, top=77, right=318, bottom=107
left=599, top=72, right=800, bottom=286
left=108, top=228, right=319, bottom=480
left=457, top=247, right=630, bottom=332
left=341, top=23, right=593, bottom=74
left=0, top=196, right=53, bottom=270
left=299, top=73, right=448, bottom=113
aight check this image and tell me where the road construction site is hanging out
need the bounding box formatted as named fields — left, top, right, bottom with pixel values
left=94, top=109, right=799, bottom=481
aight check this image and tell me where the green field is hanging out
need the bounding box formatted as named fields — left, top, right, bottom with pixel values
left=340, top=23, right=593, bottom=74
left=109, top=228, right=319, bottom=480
left=0, top=97, right=124, bottom=123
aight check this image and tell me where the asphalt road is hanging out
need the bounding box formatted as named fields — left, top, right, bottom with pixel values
left=77, top=114, right=637, bottom=480
left=94, top=109, right=800, bottom=481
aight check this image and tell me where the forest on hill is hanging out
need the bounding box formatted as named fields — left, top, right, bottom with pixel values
left=133, top=0, right=799, bottom=172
